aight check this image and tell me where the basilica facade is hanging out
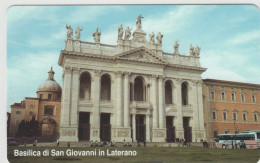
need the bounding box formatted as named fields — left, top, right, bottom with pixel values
left=58, top=16, right=206, bottom=142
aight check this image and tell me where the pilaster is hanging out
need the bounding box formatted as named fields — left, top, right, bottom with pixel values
left=151, top=75, right=158, bottom=128
left=124, top=72, right=130, bottom=127
left=115, top=71, right=123, bottom=127
left=175, top=78, right=184, bottom=139
left=91, top=70, right=101, bottom=141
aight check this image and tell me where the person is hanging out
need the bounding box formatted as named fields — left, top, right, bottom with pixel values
left=156, top=32, right=163, bottom=45
left=124, top=27, right=131, bottom=40
left=57, top=138, right=59, bottom=147
left=93, top=28, right=101, bottom=43
left=75, top=27, right=83, bottom=40
left=118, top=24, right=124, bottom=40
left=149, top=32, right=155, bottom=44
left=173, top=40, right=179, bottom=54
left=136, top=15, right=143, bottom=29
left=66, top=24, right=73, bottom=40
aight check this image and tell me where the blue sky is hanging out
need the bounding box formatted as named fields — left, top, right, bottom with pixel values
left=7, top=5, right=260, bottom=111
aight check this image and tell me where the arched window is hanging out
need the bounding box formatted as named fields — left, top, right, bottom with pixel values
left=165, top=80, right=173, bottom=104
left=100, top=74, right=111, bottom=101
left=79, top=72, right=91, bottom=100
left=181, top=82, right=188, bottom=105
left=134, top=76, right=145, bottom=101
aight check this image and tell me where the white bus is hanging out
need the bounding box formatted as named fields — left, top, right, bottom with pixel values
left=215, top=130, right=260, bottom=149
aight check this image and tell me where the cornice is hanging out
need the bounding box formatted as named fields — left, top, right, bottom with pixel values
left=59, top=50, right=207, bottom=73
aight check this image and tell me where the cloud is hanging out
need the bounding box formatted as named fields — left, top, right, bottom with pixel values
left=27, top=28, right=66, bottom=48
left=227, top=29, right=260, bottom=45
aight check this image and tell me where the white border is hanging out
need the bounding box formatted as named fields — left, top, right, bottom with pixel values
left=0, top=1, right=259, bottom=163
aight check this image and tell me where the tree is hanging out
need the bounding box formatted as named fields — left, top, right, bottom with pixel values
left=16, top=117, right=40, bottom=137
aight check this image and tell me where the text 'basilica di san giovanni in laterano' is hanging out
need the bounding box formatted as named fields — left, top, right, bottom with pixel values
left=58, top=15, right=206, bottom=142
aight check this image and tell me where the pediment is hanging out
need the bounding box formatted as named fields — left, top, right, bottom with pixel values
left=114, top=47, right=167, bottom=64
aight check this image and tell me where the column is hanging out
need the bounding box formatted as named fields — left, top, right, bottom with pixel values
left=71, top=67, right=80, bottom=128
left=115, top=71, right=123, bottom=127
left=131, top=82, right=134, bottom=101
left=90, top=70, right=101, bottom=141
left=175, top=79, right=184, bottom=138
left=197, top=81, right=205, bottom=130
left=192, top=81, right=199, bottom=130
left=146, top=114, right=150, bottom=142
left=151, top=75, right=158, bottom=128
left=158, top=76, right=165, bottom=128
left=124, top=72, right=130, bottom=127
left=172, top=84, right=175, bottom=104
left=60, top=66, right=72, bottom=127
left=132, top=114, right=136, bottom=142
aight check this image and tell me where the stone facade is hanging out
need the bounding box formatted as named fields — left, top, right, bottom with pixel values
left=203, top=79, right=260, bottom=141
left=58, top=16, right=206, bottom=142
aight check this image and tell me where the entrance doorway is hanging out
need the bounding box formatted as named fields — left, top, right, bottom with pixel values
left=78, top=112, right=90, bottom=141
left=166, top=116, right=175, bottom=142
left=136, top=114, right=146, bottom=142
left=100, top=113, right=111, bottom=141
left=183, top=117, right=192, bottom=142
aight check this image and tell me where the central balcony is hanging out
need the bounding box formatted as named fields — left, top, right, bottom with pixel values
left=130, top=101, right=151, bottom=109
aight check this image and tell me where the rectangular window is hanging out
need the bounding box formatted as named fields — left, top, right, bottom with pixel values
left=48, top=94, right=52, bottom=100
left=30, top=104, right=35, bottom=108
left=223, top=112, right=227, bottom=120
left=16, top=111, right=21, bottom=114
left=231, top=93, right=235, bottom=101
left=224, top=130, right=229, bottom=134
left=221, top=92, right=225, bottom=100
left=213, top=130, right=218, bottom=138
left=211, top=91, right=215, bottom=100
left=243, top=113, right=247, bottom=121
left=241, top=93, right=245, bottom=102
left=233, top=112, right=237, bottom=121
left=39, top=94, right=42, bottom=99
left=212, top=112, right=216, bottom=120
left=252, top=94, right=256, bottom=103
left=254, top=113, right=258, bottom=122
left=44, top=105, right=55, bottom=115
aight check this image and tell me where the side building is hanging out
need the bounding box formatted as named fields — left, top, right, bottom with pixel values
left=203, top=79, right=260, bottom=141
left=9, top=68, right=62, bottom=138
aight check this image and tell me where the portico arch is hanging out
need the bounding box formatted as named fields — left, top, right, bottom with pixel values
left=79, top=72, right=91, bottom=100
left=181, top=82, right=189, bottom=105
left=100, top=74, right=111, bottom=101
left=165, top=80, right=173, bottom=104
left=134, top=76, right=145, bottom=101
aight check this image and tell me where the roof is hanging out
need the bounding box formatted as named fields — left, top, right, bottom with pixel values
left=203, top=78, right=260, bottom=90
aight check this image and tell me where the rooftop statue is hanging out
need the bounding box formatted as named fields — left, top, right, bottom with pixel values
left=75, top=27, right=83, bottom=40
left=66, top=24, right=73, bottom=40
left=156, top=32, right=163, bottom=45
left=149, top=32, right=155, bottom=44
left=195, top=46, right=201, bottom=56
left=136, top=15, right=144, bottom=29
left=174, top=40, right=179, bottom=55
left=118, top=24, right=124, bottom=40
left=93, top=28, right=101, bottom=43
left=124, top=26, right=131, bottom=40
left=190, top=44, right=195, bottom=56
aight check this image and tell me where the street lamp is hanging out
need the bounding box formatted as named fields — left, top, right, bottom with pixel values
left=233, top=118, right=237, bottom=149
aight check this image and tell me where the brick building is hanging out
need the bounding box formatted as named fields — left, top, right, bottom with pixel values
left=9, top=68, right=61, bottom=137
left=203, top=79, right=260, bottom=141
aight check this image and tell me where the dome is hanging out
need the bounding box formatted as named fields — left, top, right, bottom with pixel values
left=37, top=67, right=61, bottom=93
left=37, top=80, right=61, bottom=92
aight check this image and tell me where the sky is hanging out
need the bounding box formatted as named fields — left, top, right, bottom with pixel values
left=7, top=5, right=260, bottom=112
